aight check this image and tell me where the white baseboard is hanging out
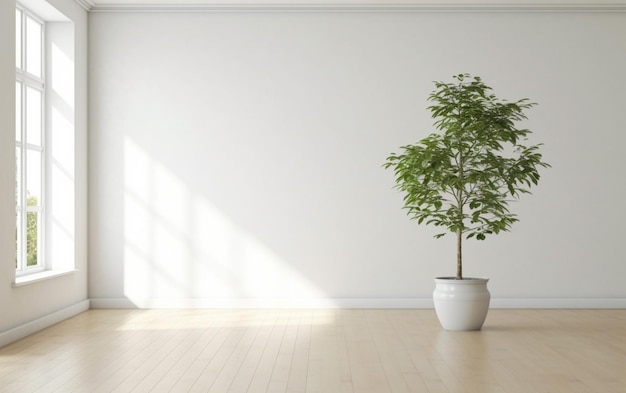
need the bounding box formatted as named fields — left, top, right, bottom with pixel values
left=88, top=297, right=626, bottom=309
left=89, top=297, right=433, bottom=309
left=0, top=299, right=90, bottom=348
left=89, top=297, right=429, bottom=309
left=89, top=298, right=138, bottom=309
left=490, top=298, right=626, bottom=309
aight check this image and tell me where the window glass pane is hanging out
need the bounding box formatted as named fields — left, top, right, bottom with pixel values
left=26, top=86, right=42, bottom=145
left=27, top=150, right=41, bottom=206
left=16, top=10, right=22, bottom=69
left=16, top=147, right=22, bottom=205
left=26, top=211, right=39, bottom=266
left=16, top=82, right=22, bottom=142
left=16, top=212, right=22, bottom=269
left=26, top=16, right=42, bottom=78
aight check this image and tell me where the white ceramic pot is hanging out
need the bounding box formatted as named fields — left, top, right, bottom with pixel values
left=433, top=277, right=491, bottom=331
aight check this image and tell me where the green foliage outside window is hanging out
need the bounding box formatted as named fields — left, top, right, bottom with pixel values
left=27, top=195, right=38, bottom=266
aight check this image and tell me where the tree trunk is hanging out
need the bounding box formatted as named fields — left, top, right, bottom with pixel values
left=456, top=227, right=462, bottom=280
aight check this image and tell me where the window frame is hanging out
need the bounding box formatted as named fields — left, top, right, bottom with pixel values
left=15, top=4, right=46, bottom=276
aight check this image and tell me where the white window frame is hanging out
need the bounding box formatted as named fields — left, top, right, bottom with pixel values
left=16, top=4, right=46, bottom=276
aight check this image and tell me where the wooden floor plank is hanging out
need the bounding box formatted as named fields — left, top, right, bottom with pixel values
left=246, top=311, right=291, bottom=393
left=286, top=310, right=312, bottom=393
left=306, top=310, right=353, bottom=393
left=265, top=311, right=301, bottom=393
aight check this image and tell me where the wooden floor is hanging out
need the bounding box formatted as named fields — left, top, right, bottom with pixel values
left=0, top=309, right=624, bottom=393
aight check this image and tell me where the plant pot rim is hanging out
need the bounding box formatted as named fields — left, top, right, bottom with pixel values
left=435, top=277, right=489, bottom=283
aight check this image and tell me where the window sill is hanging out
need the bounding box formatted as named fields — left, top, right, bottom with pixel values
left=13, top=269, right=77, bottom=287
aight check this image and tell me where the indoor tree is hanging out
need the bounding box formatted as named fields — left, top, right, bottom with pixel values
left=384, top=74, right=550, bottom=279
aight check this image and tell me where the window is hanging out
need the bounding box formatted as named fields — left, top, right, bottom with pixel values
left=13, top=1, right=76, bottom=285
left=16, top=5, right=45, bottom=275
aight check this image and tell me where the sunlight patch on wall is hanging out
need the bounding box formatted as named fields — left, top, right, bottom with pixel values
left=123, top=137, right=334, bottom=308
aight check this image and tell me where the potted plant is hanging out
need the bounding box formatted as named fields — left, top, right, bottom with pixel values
left=384, top=74, right=549, bottom=330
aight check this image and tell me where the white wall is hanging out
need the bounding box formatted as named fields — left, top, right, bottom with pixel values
left=88, top=8, right=626, bottom=308
left=0, top=0, right=89, bottom=344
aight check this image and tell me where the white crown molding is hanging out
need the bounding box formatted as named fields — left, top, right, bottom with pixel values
left=77, top=1, right=626, bottom=12
left=75, top=0, right=96, bottom=11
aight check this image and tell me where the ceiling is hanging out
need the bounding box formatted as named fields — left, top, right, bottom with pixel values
left=78, top=0, right=626, bottom=12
